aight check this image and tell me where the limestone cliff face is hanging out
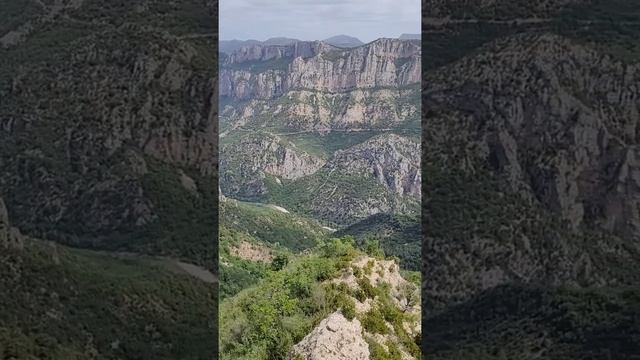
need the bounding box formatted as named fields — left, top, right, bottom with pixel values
left=219, top=133, right=325, bottom=199
left=426, top=33, right=640, bottom=240
left=220, top=38, right=421, bottom=101
left=329, top=134, right=421, bottom=198
left=221, top=86, right=420, bottom=132
left=278, top=134, right=421, bottom=226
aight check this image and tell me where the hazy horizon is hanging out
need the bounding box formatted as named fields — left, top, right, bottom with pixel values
left=220, top=0, right=420, bottom=43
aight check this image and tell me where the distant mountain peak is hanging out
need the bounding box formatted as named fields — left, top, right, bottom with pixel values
left=323, top=34, right=364, bottom=48
left=399, top=33, right=420, bottom=40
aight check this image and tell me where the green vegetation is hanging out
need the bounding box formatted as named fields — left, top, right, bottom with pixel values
left=0, top=240, right=216, bottom=360
left=337, top=213, right=421, bottom=271
left=426, top=284, right=640, bottom=359
left=122, top=157, right=217, bottom=271
left=219, top=226, right=272, bottom=299
left=220, top=236, right=355, bottom=359
left=220, top=200, right=327, bottom=251
left=280, top=131, right=380, bottom=159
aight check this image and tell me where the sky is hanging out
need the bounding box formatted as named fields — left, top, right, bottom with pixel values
left=220, top=0, right=421, bottom=43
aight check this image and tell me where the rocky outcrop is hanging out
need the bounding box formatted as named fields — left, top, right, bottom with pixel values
left=220, top=86, right=420, bottom=131
left=0, top=198, right=24, bottom=250
left=220, top=133, right=325, bottom=199
left=289, top=312, right=369, bottom=360
left=220, top=38, right=421, bottom=100
left=330, top=134, right=421, bottom=198
left=426, top=33, right=640, bottom=241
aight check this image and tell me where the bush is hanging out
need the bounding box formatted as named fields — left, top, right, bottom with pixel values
left=357, top=277, right=378, bottom=299
left=365, top=238, right=385, bottom=258
left=362, top=307, right=388, bottom=334
left=386, top=340, right=403, bottom=360
left=340, top=297, right=356, bottom=320
left=367, top=337, right=389, bottom=360
left=271, top=254, right=289, bottom=271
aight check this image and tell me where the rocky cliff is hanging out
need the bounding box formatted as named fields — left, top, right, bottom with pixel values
left=220, top=38, right=421, bottom=101
left=0, top=197, right=24, bottom=250
left=220, top=37, right=421, bottom=226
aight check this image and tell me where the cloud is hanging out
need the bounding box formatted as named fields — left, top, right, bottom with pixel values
left=220, top=0, right=420, bottom=42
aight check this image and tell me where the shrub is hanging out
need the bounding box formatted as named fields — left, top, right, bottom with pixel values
left=271, top=254, right=289, bottom=271
left=367, top=337, right=389, bottom=360
left=362, top=307, right=388, bottom=334
left=365, top=238, right=385, bottom=258
left=357, top=277, right=378, bottom=299
left=340, top=297, right=356, bottom=320
left=386, top=340, right=403, bottom=360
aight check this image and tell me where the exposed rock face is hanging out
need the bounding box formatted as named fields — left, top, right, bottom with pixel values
left=0, top=197, right=24, bottom=250
left=1, top=23, right=216, bottom=243
left=426, top=33, right=640, bottom=243
left=220, top=38, right=421, bottom=101
left=220, top=133, right=325, bottom=199
left=221, top=87, right=420, bottom=132
left=219, top=36, right=420, bottom=224
left=289, top=312, right=369, bottom=360
left=330, top=134, right=421, bottom=198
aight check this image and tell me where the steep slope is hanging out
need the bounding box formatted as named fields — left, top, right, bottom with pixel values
left=335, top=213, right=421, bottom=271
left=264, top=133, right=421, bottom=226
left=423, top=0, right=640, bottom=357
left=0, top=0, right=217, bottom=268
left=0, top=0, right=218, bottom=358
left=0, top=197, right=216, bottom=359
left=220, top=37, right=421, bottom=232
left=219, top=237, right=421, bottom=360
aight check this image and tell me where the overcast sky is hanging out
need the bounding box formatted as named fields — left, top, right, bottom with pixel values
left=220, top=0, right=421, bottom=43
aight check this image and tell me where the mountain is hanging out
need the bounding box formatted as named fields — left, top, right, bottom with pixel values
left=423, top=0, right=640, bottom=357
left=219, top=36, right=422, bottom=358
left=220, top=38, right=421, bottom=227
left=220, top=37, right=300, bottom=54
left=0, top=0, right=218, bottom=357
left=220, top=39, right=262, bottom=54
left=399, top=33, right=420, bottom=40
left=323, top=34, right=364, bottom=48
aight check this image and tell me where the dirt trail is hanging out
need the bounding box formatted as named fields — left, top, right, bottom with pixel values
left=91, top=250, right=217, bottom=284
left=174, top=261, right=217, bottom=284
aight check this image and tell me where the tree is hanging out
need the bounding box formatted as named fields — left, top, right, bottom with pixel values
left=271, top=254, right=289, bottom=271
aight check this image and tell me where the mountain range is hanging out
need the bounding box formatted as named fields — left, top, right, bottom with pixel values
left=220, top=34, right=416, bottom=54
left=218, top=36, right=422, bottom=358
